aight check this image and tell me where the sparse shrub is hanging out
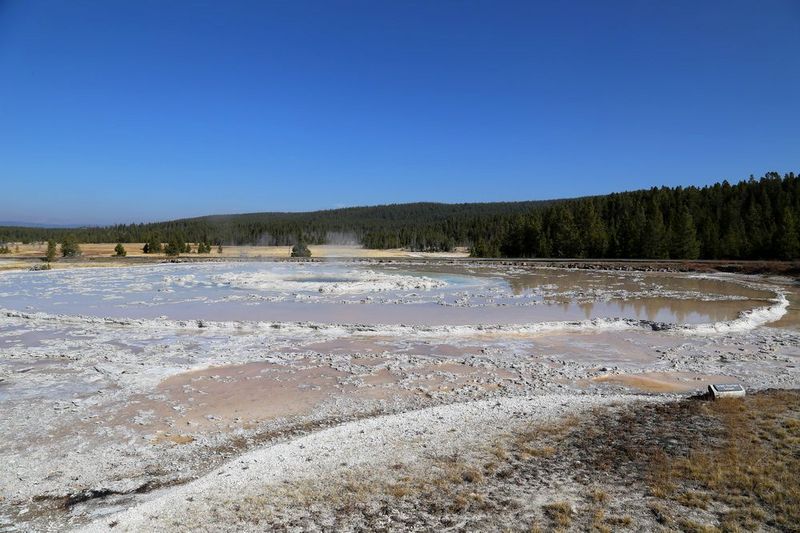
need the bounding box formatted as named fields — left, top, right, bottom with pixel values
left=217, top=243, right=223, bottom=254
left=389, top=484, right=411, bottom=498
left=648, top=502, right=672, bottom=525
left=606, top=514, right=633, bottom=526
left=676, top=517, right=719, bottom=533
left=591, top=508, right=610, bottom=533
left=451, top=494, right=469, bottom=511
left=543, top=501, right=573, bottom=527
left=589, top=488, right=609, bottom=505
left=114, top=243, right=127, bottom=257
left=0, top=244, right=10, bottom=254
left=461, top=467, right=483, bottom=483
left=676, top=490, right=710, bottom=509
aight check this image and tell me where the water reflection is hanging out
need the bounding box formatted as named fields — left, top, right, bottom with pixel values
left=507, top=297, right=754, bottom=325
left=505, top=269, right=771, bottom=300
left=0, top=262, right=771, bottom=326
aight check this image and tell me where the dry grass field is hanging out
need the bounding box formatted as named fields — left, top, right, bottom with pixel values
left=230, top=390, right=798, bottom=532
left=0, top=242, right=469, bottom=267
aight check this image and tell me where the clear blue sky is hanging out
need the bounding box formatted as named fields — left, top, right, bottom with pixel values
left=1, top=0, right=798, bottom=225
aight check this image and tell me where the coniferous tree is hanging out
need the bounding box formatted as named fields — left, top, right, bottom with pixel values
left=777, top=208, right=799, bottom=260
left=143, top=235, right=162, bottom=254
left=720, top=206, right=746, bottom=259
left=164, top=239, right=184, bottom=256
left=550, top=207, right=582, bottom=257
left=45, top=240, right=57, bottom=262
left=642, top=202, right=669, bottom=259
left=579, top=202, right=608, bottom=258
left=291, top=241, right=311, bottom=257
left=670, top=205, right=701, bottom=259
left=60, top=235, right=81, bottom=257
left=472, top=238, right=500, bottom=258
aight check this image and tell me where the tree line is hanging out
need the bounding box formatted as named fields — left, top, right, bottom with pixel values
left=0, top=201, right=550, bottom=252
left=0, top=172, right=797, bottom=260
left=474, top=172, right=799, bottom=260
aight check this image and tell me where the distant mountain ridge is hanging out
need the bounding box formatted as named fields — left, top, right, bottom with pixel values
left=0, top=221, right=87, bottom=229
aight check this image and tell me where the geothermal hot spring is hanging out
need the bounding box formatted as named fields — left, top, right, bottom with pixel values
left=0, top=261, right=785, bottom=328
left=0, top=260, right=796, bottom=531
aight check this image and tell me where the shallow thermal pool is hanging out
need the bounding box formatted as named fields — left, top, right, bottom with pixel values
left=0, top=261, right=781, bottom=328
